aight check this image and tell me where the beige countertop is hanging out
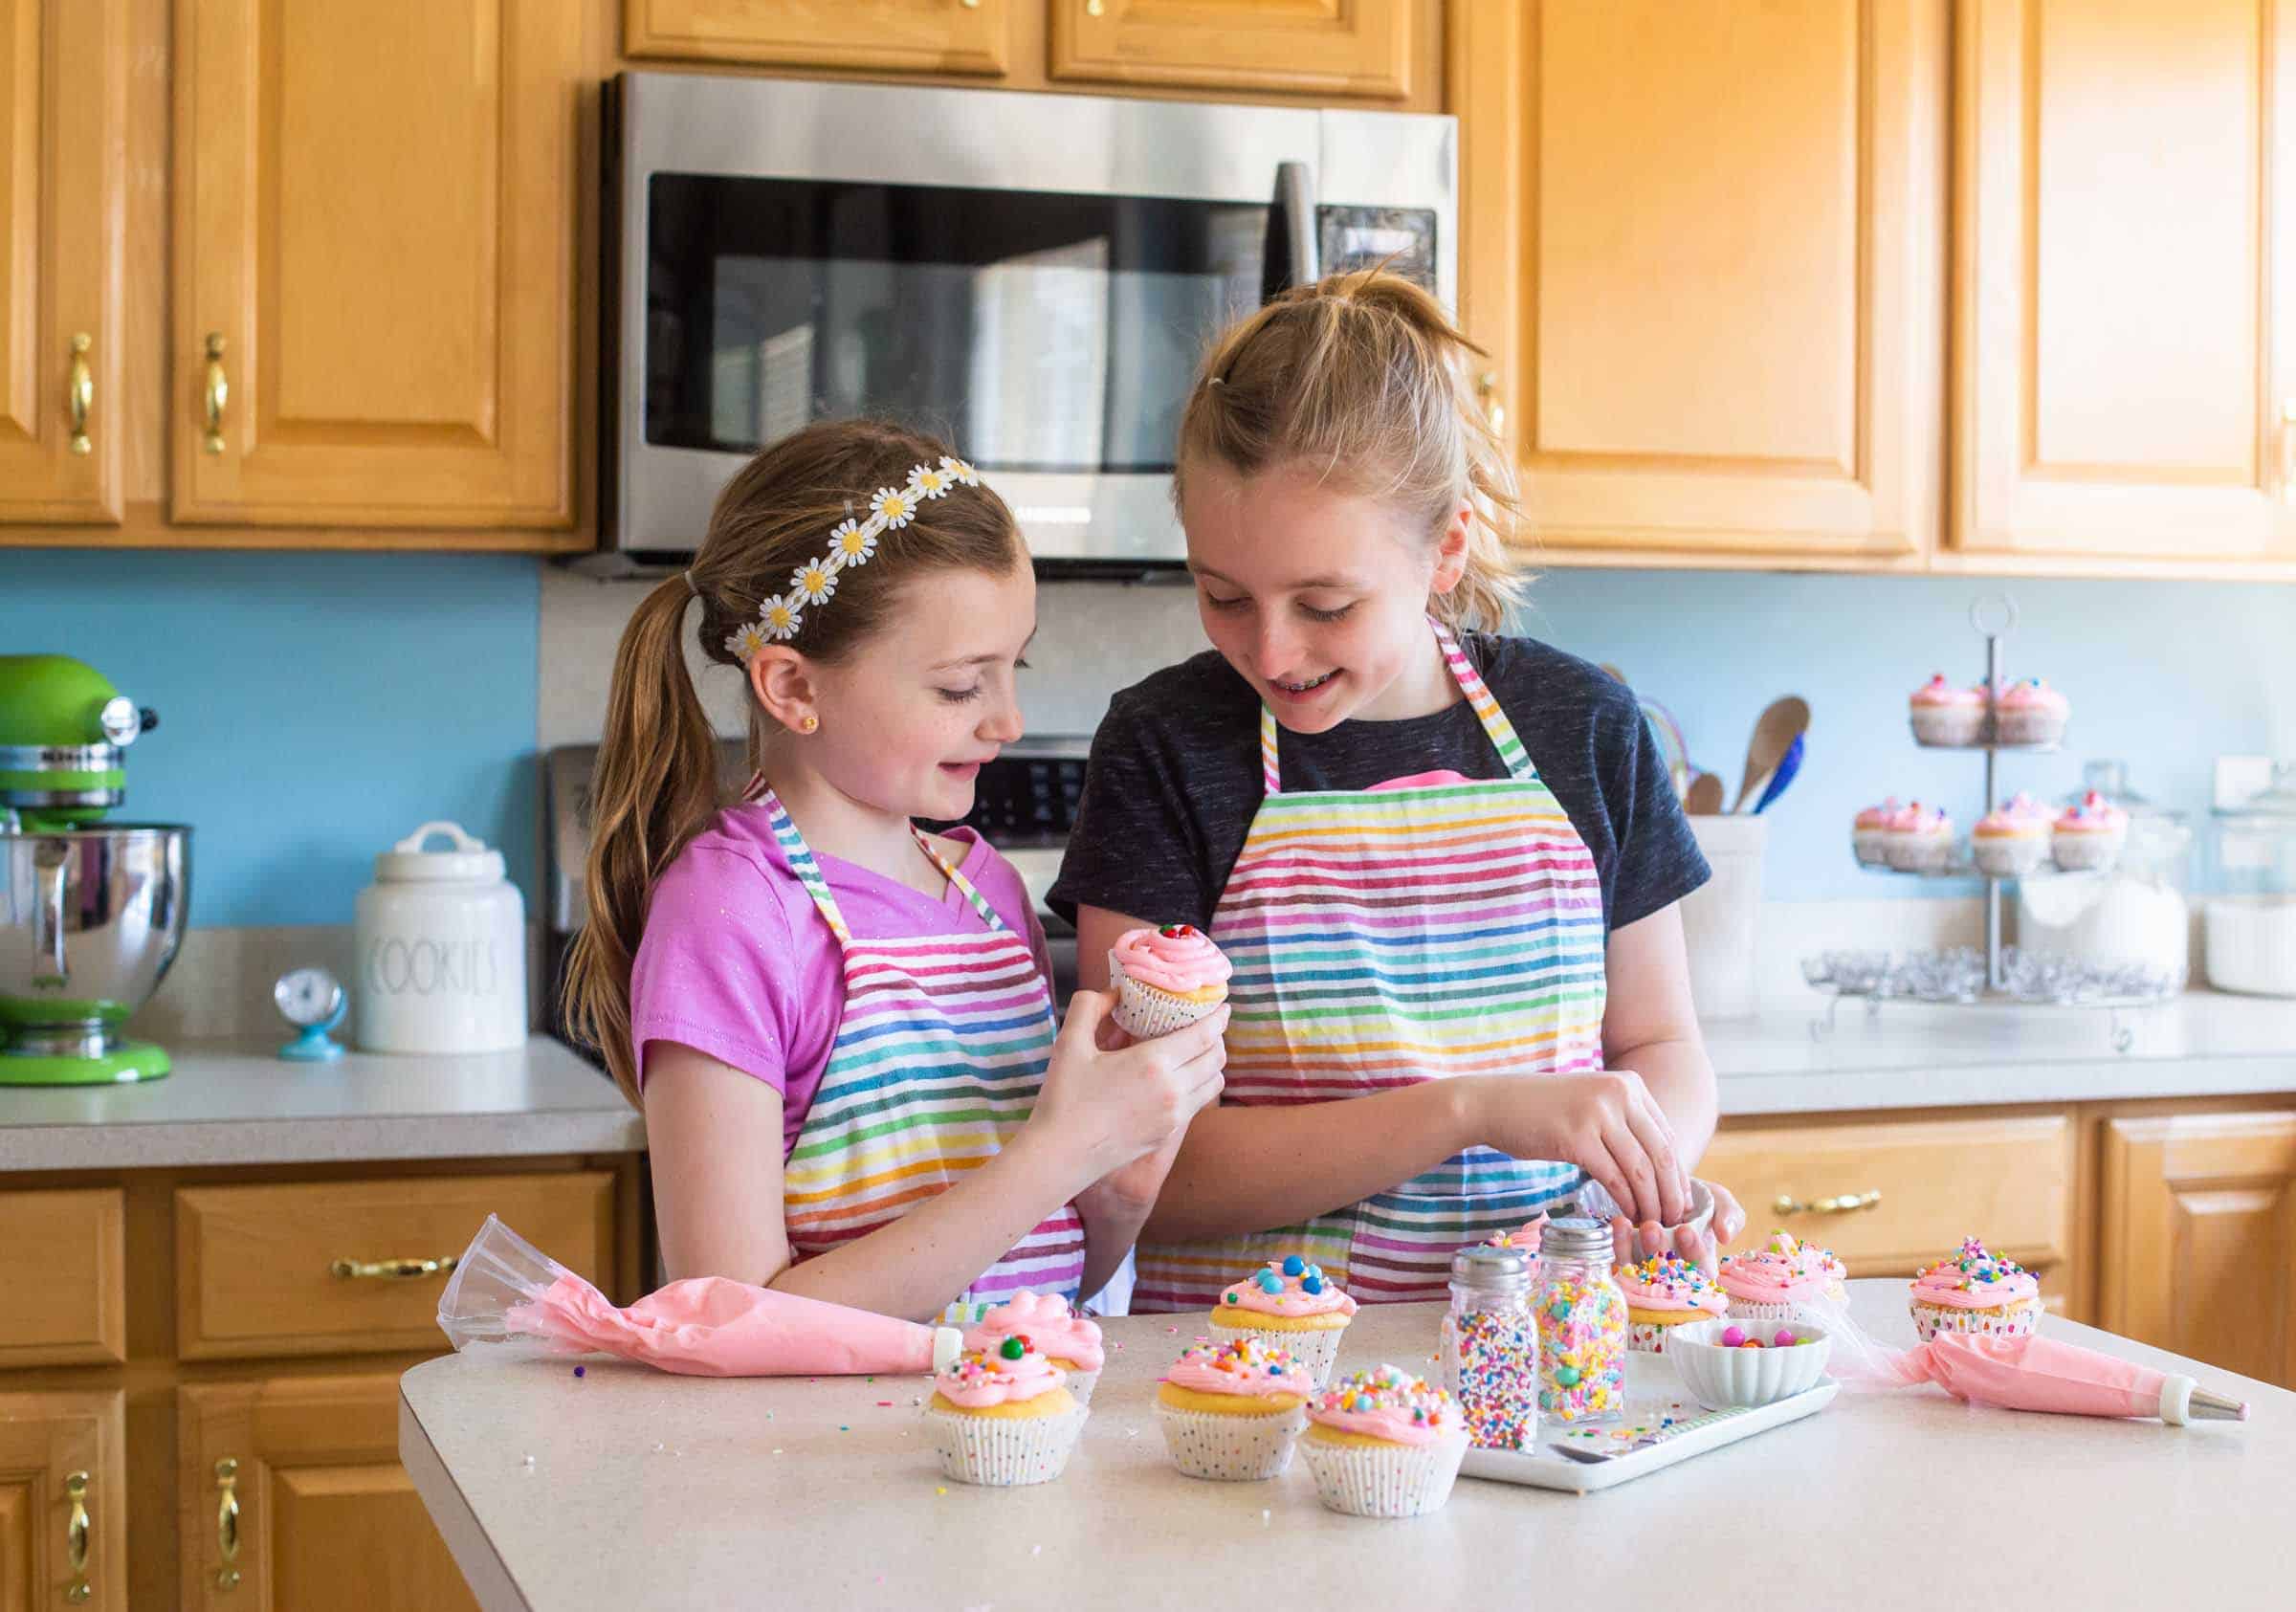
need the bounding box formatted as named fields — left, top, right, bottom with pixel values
left=0, top=1037, right=642, bottom=1172
left=401, top=1280, right=2291, bottom=1611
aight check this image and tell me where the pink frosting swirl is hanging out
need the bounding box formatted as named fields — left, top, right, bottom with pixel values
left=1111, top=924, right=1233, bottom=995
left=1162, top=1336, right=1309, bottom=1399
left=1911, top=1237, right=2041, bottom=1310
left=1615, top=1252, right=1729, bottom=1314
left=1855, top=797, right=1904, bottom=830
left=1995, top=677, right=2069, bottom=715
left=1886, top=802, right=1952, bottom=835
left=932, top=1344, right=1067, bottom=1408
left=1910, top=674, right=1984, bottom=709
left=2055, top=790, right=2127, bottom=833
left=1308, top=1364, right=1457, bottom=1446
left=1217, top=1257, right=1358, bottom=1319
left=1718, top=1231, right=1847, bottom=1304
left=962, top=1292, right=1105, bottom=1372
left=1486, top=1219, right=1544, bottom=1253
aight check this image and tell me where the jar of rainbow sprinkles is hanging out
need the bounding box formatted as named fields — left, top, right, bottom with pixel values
left=1440, top=1244, right=1538, bottom=1450
left=1532, top=1218, right=1627, bottom=1424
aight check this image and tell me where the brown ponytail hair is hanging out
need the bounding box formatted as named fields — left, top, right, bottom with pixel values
left=1175, top=267, right=1524, bottom=630
left=562, top=419, right=1025, bottom=1104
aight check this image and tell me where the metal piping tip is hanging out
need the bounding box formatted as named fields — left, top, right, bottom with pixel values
left=2188, top=1387, right=2249, bottom=1422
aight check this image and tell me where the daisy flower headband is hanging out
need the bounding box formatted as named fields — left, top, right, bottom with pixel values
left=722, top=453, right=982, bottom=663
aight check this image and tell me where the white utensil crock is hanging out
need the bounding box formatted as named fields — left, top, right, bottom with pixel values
left=354, top=821, right=527, bottom=1053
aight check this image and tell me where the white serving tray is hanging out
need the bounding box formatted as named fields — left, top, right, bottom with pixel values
left=1460, top=1353, right=1838, bottom=1493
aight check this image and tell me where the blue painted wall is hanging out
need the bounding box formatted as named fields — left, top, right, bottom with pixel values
left=1, top=551, right=541, bottom=928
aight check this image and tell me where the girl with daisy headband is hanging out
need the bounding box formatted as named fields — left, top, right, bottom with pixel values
left=563, top=419, right=1226, bottom=1322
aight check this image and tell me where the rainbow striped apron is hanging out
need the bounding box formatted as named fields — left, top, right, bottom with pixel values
left=765, top=789, right=1085, bottom=1324
left=1133, top=619, right=1607, bottom=1309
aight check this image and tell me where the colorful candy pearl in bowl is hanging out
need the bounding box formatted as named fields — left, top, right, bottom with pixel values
left=1662, top=1318, right=1834, bottom=1409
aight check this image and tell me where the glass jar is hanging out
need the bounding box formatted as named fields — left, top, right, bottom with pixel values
left=1532, top=1218, right=1627, bottom=1426
left=1440, top=1245, right=1539, bottom=1450
left=2205, top=762, right=2296, bottom=997
left=2017, top=760, right=2192, bottom=984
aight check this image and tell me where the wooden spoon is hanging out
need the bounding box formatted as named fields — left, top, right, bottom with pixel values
left=1684, top=772, right=1726, bottom=815
left=1732, top=697, right=1811, bottom=813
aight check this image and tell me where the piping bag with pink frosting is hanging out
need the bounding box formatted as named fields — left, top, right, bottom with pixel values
left=1851, top=1332, right=2247, bottom=1424
left=436, top=1215, right=963, bottom=1378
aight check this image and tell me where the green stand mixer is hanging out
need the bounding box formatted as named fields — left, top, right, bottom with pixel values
left=1, top=655, right=188, bottom=1084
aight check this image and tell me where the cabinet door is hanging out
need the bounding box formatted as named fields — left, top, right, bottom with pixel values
left=171, top=0, right=575, bottom=528
left=2100, top=1112, right=2296, bottom=1388
left=1049, top=0, right=1416, bottom=99
left=1451, top=0, right=1941, bottom=563
left=625, top=0, right=1009, bottom=75
left=0, top=1390, right=125, bottom=1612
left=0, top=0, right=124, bottom=523
left=179, top=1376, right=479, bottom=1612
left=1955, top=0, right=2296, bottom=563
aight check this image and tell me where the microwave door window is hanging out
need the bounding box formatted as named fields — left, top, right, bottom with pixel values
left=644, top=175, right=1266, bottom=473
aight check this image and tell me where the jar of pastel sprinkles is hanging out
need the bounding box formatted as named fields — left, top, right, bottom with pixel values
left=1532, top=1218, right=1627, bottom=1425
left=1441, top=1244, right=1539, bottom=1450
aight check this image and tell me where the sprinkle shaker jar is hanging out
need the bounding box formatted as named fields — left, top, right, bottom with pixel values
left=1440, top=1245, right=1539, bottom=1450
left=1533, top=1218, right=1627, bottom=1424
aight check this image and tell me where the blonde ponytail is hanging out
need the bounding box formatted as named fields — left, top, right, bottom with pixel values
left=1177, top=268, right=1525, bottom=631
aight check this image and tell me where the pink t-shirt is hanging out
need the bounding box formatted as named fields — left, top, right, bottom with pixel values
left=629, top=804, right=1052, bottom=1158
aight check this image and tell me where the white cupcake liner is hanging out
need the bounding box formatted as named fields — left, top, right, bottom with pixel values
left=1154, top=1401, right=1307, bottom=1481
left=1717, top=1294, right=1835, bottom=1328
left=1055, top=1365, right=1101, bottom=1406
left=1993, top=711, right=2067, bottom=746
left=924, top=1402, right=1089, bottom=1487
left=1109, top=955, right=1224, bottom=1040
left=1206, top=1314, right=1347, bottom=1387
left=1910, top=1299, right=2041, bottom=1342
left=1299, top=1428, right=1469, bottom=1518
left=1627, top=1315, right=1713, bottom=1354
left=1886, top=835, right=1955, bottom=872
left=1972, top=837, right=2049, bottom=877
left=1851, top=829, right=1892, bottom=867
left=2052, top=833, right=2123, bottom=872
left=1910, top=710, right=1986, bottom=747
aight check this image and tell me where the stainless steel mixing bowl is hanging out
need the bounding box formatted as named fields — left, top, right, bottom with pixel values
left=0, top=827, right=190, bottom=1056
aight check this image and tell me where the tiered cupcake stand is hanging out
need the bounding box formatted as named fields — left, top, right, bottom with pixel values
left=1802, top=597, right=2177, bottom=1053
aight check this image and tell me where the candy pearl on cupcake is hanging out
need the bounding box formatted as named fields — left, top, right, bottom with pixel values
left=1910, top=674, right=1988, bottom=747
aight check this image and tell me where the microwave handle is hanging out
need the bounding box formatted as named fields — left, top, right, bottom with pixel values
left=1262, top=160, right=1318, bottom=301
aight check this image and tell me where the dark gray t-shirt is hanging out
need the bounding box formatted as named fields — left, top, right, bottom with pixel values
left=1048, top=632, right=1711, bottom=935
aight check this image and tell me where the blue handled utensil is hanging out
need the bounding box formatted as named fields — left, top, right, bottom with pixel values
left=1752, top=733, right=1804, bottom=814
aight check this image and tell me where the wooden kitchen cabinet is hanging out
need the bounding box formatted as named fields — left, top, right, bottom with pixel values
left=178, top=1376, right=479, bottom=1612
left=625, top=0, right=1011, bottom=76
left=169, top=0, right=578, bottom=529
left=1448, top=0, right=1944, bottom=565
left=0, top=1390, right=126, bottom=1612
left=2099, top=1111, right=2296, bottom=1388
left=1954, top=0, right=2296, bottom=564
left=0, top=0, right=126, bottom=525
left=1049, top=0, right=1418, bottom=100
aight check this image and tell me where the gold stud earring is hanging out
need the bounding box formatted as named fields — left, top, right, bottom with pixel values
left=799, top=714, right=820, bottom=734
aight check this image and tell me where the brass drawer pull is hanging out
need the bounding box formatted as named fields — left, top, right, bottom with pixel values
left=214, top=1458, right=241, bottom=1590
left=68, top=333, right=94, bottom=454
left=203, top=333, right=229, bottom=454
left=65, top=1469, right=92, bottom=1604
left=329, top=1254, right=458, bottom=1280
left=1772, top=1189, right=1882, bottom=1216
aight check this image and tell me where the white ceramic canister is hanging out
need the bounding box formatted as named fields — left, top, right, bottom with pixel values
left=353, top=821, right=528, bottom=1053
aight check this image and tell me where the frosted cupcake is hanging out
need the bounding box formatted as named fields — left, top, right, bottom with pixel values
left=923, top=1338, right=1088, bottom=1487
left=1208, top=1254, right=1358, bottom=1387
left=1971, top=793, right=2050, bottom=876
left=1852, top=797, right=1902, bottom=868
left=1716, top=1231, right=1847, bottom=1326
left=1298, top=1365, right=1470, bottom=1519
left=1885, top=802, right=1956, bottom=872
left=1910, top=1237, right=2042, bottom=1341
left=1993, top=677, right=2071, bottom=746
left=2052, top=791, right=2128, bottom=872
left=1616, top=1251, right=1730, bottom=1354
left=963, top=1291, right=1105, bottom=1405
left=1154, top=1336, right=1311, bottom=1481
left=1910, top=674, right=1988, bottom=746
left=1107, top=923, right=1231, bottom=1039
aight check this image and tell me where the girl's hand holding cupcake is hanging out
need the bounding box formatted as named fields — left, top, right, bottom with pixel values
left=1030, top=989, right=1228, bottom=1183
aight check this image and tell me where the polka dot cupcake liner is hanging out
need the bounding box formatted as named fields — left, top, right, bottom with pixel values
left=924, top=1402, right=1089, bottom=1487
left=1298, top=1428, right=1470, bottom=1518
left=1154, top=1402, right=1307, bottom=1481
left=1049, top=1364, right=1100, bottom=1406
left=1627, top=1316, right=1711, bottom=1354
left=1911, top=1299, right=2042, bottom=1342
left=1206, top=1316, right=1347, bottom=1388
left=1110, top=970, right=1224, bottom=1039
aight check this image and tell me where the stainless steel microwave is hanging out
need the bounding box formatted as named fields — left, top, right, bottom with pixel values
left=588, top=72, right=1456, bottom=576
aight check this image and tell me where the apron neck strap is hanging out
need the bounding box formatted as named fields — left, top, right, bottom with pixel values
left=1256, top=615, right=1537, bottom=796
left=760, top=787, right=1007, bottom=948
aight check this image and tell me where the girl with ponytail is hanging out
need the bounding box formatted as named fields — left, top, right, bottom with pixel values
left=1049, top=270, right=1743, bottom=1311
left=564, top=419, right=1225, bottom=1322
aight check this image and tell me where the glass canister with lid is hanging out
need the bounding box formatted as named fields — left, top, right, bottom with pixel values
left=1532, top=1217, right=1628, bottom=1426
left=1440, top=1243, right=1540, bottom=1450
left=2205, top=761, right=2296, bottom=996
left=2016, top=760, right=2192, bottom=984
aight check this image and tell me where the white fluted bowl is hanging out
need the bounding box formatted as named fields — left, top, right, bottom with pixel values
left=1664, top=1318, right=1833, bottom=1409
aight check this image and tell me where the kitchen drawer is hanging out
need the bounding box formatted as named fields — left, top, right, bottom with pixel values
left=175, top=1172, right=613, bottom=1361
left=0, top=1188, right=125, bottom=1366
left=1702, top=1115, right=2073, bottom=1275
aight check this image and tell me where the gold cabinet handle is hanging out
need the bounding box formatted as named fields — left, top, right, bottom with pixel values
left=213, top=1457, right=242, bottom=1591
left=67, top=333, right=94, bottom=455
left=203, top=333, right=229, bottom=454
left=329, top=1254, right=458, bottom=1280
left=1086, top=0, right=1104, bottom=14
left=1475, top=369, right=1507, bottom=440
left=1772, top=1189, right=1883, bottom=1216
left=64, top=1469, right=92, bottom=1605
